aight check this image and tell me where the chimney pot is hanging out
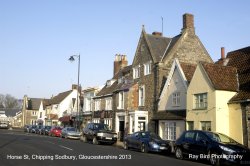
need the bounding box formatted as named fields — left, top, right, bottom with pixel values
left=152, top=31, right=162, bottom=36
left=221, top=47, right=225, bottom=59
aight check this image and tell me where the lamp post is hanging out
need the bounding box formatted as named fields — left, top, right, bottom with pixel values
left=69, top=54, right=80, bottom=131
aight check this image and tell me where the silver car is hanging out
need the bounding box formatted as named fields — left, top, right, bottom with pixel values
left=61, top=127, right=81, bottom=139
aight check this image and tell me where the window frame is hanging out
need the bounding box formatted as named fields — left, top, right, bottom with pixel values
left=144, top=62, right=151, bottom=75
left=194, top=93, right=208, bottom=109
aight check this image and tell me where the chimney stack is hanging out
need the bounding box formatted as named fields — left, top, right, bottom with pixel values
left=114, top=54, right=128, bottom=76
left=182, top=13, right=195, bottom=34
left=221, top=47, right=225, bottom=59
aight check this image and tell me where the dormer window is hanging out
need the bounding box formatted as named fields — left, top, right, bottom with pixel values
left=133, top=65, right=140, bottom=79
left=144, top=61, right=151, bottom=75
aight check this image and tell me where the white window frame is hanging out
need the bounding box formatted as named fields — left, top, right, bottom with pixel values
left=194, top=93, right=207, bottom=109
left=163, top=122, right=176, bottom=141
left=118, top=92, right=124, bottom=109
left=172, top=92, right=180, bottom=107
left=104, top=118, right=112, bottom=129
left=139, top=85, right=145, bottom=106
left=144, top=62, right=151, bottom=75
left=105, top=97, right=112, bottom=110
left=92, top=118, right=100, bottom=123
left=94, top=99, right=101, bottom=111
left=133, top=65, right=140, bottom=79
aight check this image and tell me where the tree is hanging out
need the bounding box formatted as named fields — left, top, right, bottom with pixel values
left=0, top=94, right=19, bottom=109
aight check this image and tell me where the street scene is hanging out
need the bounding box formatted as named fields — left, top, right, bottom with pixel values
left=0, top=129, right=209, bottom=166
left=1, top=1, right=250, bottom=166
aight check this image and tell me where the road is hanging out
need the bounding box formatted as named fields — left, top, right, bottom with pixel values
left=0, top=129, right=209, bottom=166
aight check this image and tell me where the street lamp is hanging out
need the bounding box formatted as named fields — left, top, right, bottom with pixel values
left=69, top=54, right=80, bottom=131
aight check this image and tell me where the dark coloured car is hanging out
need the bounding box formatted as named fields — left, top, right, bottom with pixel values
left=49, top=126, right=63, bottom=137
left=175, top=130, right=250, bottom=165
left=61, top=127, right=81, bottom=139
left=123, top=131, right=171, bottom=153
left=81, top=123, right=117, bottom=145
left=29, top=125, right=37, bottom=133
left=41, top=126, right=52, bottom=135
left=35, top=125, right=43, bottom=134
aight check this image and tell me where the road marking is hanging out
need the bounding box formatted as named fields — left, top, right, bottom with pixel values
left=45, top=141, right=55, bottom=145
left=59, top=145, right=73, bottom=151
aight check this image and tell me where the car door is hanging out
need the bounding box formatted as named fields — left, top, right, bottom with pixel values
left=181, top=131, right=196, bottom=155
left=129, top=132, right=139, bottom=149
left=193, top=131, right=209, bottom=155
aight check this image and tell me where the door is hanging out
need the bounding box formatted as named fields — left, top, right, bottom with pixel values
left=119, top=120, right=125, bottom=141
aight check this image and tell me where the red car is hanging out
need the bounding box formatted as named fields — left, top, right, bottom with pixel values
left=49, top=126, right=63, bottom=137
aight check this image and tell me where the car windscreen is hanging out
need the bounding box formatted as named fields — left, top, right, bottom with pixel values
left=67, top=127, right=76, bottom=131
left=205, top=132, right=237, bottom=143
left=141, top=132, right=161, bottom=139
left=93, top=124, right=110, bottom=131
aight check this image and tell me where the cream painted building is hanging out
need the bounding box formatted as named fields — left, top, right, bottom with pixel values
left=186, top=62, right=243, bottom=143
left=157, top=59, right=196, bottom=140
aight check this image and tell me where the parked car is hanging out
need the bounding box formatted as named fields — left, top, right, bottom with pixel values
left=29, top=125, right=37, bottom=133
left=175, top=130, right=250, bottom=165
left=61, top=127, right=81, bottom=139
left=81, top=123, right=117, bottom=145
left=123, top=131, right=171, bottom=153
left=49, top=126, right=63, bottom=137
left=41, top=126, right=52, bottom=135
left=35, top=125, right=43, bottom=134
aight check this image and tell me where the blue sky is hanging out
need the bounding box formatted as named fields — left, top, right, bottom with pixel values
left=0, top=0, right=249, bottom=99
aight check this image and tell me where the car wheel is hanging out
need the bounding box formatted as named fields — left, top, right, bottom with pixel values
left=124, top=141, right=129, bottom=150
left=93, top=136, right=99, bottom=145
left=208, top=151, right=220, bottom=166
left=175, top=147, right=183, bottom=160
left=141, top=143, right=148, bottom=153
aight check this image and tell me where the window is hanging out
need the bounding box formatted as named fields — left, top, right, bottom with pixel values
left=144, top=62, right=151, bottom=75
left=39, top=112, right=42, bottom=118
left=85, top=98, right=91, bottom=111
left=164, top=122, right=176, bottom=140
left=194, top=93, right=207, bottom=109
left=201, top=121, right=211, bottom=131
left=187, top=121, right=194, bottom=130
left=105, top=98, right=112, bottom=110
left=92, top=118, right=100, bottom=123
left=95, top=99, right=101, bottom=111
left=172, top=92, right=180, bottom=106
left=184, top=131, right=195, bottom=141
left=104, top=118, right=112, bottom=129
left=118, top=92, right=124, bottom=109
left=139, top=86, right=145, bottom=106
left=32, top=111, right=37, bottom=116
left=133, top=65, right=140, bottom=79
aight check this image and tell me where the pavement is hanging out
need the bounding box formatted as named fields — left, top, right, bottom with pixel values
left=115, top=140, right=124, bottom=148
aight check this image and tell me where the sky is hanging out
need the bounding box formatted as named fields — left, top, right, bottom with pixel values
left=0, top=0, right=249, bottom=99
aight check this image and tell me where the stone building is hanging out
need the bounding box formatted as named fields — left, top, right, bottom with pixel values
left=131, top=13, right=213, bottom=133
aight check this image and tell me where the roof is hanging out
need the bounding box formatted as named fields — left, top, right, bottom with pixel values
left=226, top=46, right=250, bottom=102
left=27, top=98, right=43, bottom=110
left=49, top=90, right=72, bottom=105
left=201, top=62, right=238, bottom=92
left=180, top=62, right=197, bottom=82
left=153, top=110, right=186, bottom=120
left=146, top=34, right=172, bottom=62
left=96, top=81, right=118, bottom=97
